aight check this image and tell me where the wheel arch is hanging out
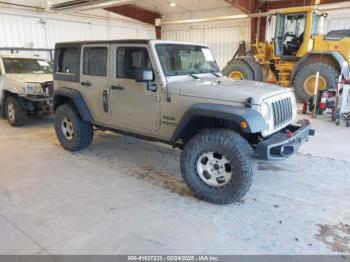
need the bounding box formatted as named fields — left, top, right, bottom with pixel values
left=53, top=87, right=93, bottom=122
left=291, top=51, right=348, bottom=84
left=171, top=103, right=267, bottom=145
left=1, top=90, right=20, bottom=118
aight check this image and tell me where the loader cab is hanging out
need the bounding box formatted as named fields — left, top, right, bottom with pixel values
left=274, top=12, right=306, bottom=58
left=274, top=9, right=322, bottom=59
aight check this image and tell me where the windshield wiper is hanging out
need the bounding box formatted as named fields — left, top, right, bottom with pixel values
left=189, top=74, right=200, bottom=79
left=166, top=71, right=200, bottom=79
left=199, top=70, right=221, bottom=78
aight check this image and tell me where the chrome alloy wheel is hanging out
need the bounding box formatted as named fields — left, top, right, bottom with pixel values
left=61, top=117, right=75, bottom=141
left=196, top=151, right=233, bottom=187
left=7, top=102, right=15, bottom=122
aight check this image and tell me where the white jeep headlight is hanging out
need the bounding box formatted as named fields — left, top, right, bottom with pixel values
left=24, top=83, right=43, bottom=94
left=261, top=102, right=272, bottom=121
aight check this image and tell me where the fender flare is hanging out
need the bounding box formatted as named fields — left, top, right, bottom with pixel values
left=53, top=87, right=93, bottom=122
left=291, top=51, right=350, bottom=83
left=171, top=103, right=267, bottom=143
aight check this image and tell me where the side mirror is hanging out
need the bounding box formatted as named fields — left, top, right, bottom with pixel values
left=135, top=68, right=157, bottom=92
left=135, top=68, right=154, bottom=82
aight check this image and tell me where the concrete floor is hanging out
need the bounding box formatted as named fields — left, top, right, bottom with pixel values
left=0, top=114, right=349, bottom=255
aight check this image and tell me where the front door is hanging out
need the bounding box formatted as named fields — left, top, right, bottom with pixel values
left=109, top=44, right=160, bottom=132
left=80, top=44, right=111, bottom=122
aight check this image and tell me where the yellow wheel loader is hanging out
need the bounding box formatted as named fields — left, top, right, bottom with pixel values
left=222, top=7, right=350, bottom=101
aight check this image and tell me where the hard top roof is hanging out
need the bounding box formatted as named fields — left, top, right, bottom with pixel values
left=55, top=39, right=209, bottom=48
left=55, top=39, right=151, bottom=47
left=0, top=52, right=47, bottom=59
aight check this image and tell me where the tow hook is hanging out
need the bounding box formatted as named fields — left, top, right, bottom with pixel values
left=286, top=129, right=293, bottom=138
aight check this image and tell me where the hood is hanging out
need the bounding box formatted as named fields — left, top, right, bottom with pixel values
left=5, top=73, right=52, bottom=83
left=168, top=76, right=291, bottom=105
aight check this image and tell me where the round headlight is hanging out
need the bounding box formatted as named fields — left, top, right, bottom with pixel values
left=261, top=102, right=272, bottom=120
left=24, top=83, right=43, bottom=94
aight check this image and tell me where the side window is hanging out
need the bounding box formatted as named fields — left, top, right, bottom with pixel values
left=117, top=47, right=152, bottom=79
left=83, top=47, right=108, bottom=76
left=56, top=47, right=79, bottom=75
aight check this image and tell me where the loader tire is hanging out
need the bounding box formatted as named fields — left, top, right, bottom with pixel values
left=294, top=62, right=338, bottom=102
left=241, top=56, right=263, bottom=81
left=222, top=60, right=254, bottom=80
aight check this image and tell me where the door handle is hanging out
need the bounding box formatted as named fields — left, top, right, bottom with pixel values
left=111, top=85, right=124, bottom=91
left=81, top=81, right=92, bottom=87
left=102, top=90, right=110, bottom=113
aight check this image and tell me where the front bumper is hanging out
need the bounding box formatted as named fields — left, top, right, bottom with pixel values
left=255, top=120, right=315, bottom=161
left=18, top=95, right=52, bottom=113
left=22, top=94, right=53, bottom=103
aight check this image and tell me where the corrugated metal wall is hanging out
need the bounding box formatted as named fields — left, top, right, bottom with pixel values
left=161, top=19, right=251, bottom=69
left=0, top=8, right=155, bottom=60
left=325, top=10, right=350, bottom=32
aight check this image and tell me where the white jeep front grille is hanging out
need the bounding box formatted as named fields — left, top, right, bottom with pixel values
left=261, top=92, right=297, bottom=137
left=271, top=97, right=293, bottom=129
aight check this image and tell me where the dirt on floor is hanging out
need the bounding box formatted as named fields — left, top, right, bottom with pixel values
left=0, top=115, right=349, bottom=255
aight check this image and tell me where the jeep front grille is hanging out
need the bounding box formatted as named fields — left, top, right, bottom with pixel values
left=272, top=97, right=293, bottom=129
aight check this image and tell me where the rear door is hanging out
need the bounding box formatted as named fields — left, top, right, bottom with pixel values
left=80, top=44, right=111, bottom=122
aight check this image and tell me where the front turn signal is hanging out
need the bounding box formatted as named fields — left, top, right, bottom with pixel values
left=240, top=121, right=248, bottom=129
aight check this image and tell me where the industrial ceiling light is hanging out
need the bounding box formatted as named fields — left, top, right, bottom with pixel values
left=315, top=0, right=321, bottom=4
left=170, top=2, right=176, bottom=7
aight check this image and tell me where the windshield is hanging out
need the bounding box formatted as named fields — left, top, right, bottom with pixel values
left=285, top=13, right=306, bottom=38
left=155, top=44, right=220, bottom=76
left=3, top=58, right=53, bottom=74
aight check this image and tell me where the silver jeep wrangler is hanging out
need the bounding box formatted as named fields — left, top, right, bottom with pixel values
left=53, top=40, right=314, bottom=204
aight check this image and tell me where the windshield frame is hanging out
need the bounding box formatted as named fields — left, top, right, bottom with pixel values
left=2, top=57, right=53, bottom=74
left=155, top=43, right=220, bottom=77
left=311, top=11, right=322, bottom=35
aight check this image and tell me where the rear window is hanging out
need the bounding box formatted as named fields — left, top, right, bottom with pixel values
left=56, top=47, right=79, bottom=75
left=83, top=47, right=108, bottom=76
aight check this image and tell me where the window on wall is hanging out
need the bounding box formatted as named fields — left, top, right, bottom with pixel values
left=56, top=47, right=79, bottom=75
left=83, top=47, right=108, bottom=76
left=117, top=47, right=152, bottom=79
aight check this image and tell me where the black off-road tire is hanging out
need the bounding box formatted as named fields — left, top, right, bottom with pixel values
left=5, top=96, right=27, bottom=126
left=222, top=60, right=254, bottom=80
left=294, top=62, right=338, bottom=102
left=180, top=129, right=257, bottom=205
left=54, top=104, right=93, bottom=151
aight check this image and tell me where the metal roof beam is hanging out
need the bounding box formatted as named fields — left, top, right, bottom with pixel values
left=104, top=4, right=161, bottom=39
